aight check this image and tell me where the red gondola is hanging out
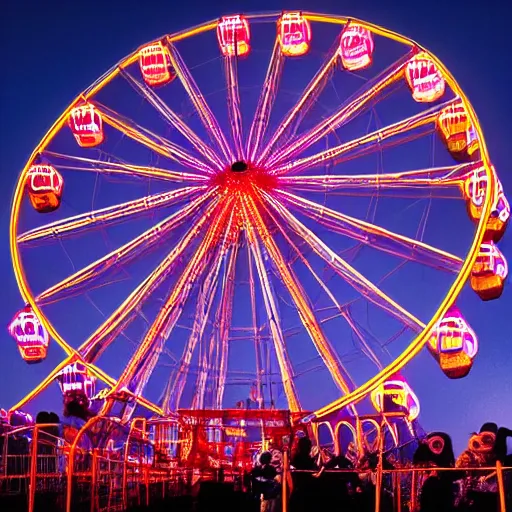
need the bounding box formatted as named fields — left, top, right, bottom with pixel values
left=437, top=103, right=479, bottom=162
left=68, top=104, right=104, bottom=148
left=340, top=23, right=374, bottom=71
left=405, top=52, right=445, bottom=103
left=428, top=306, right=478, bottom=379
left=8, top=306, right=50, bottom=363
left=277, top=12, right=312, bottom=57
left=26, top=164, right=63, bottom=213
left=470, top=242, right=508, bottom=301
left=139, top=42, right=175, bottom=87
left=217, top=15, right=251, bottom=57
left=370, top=374, right=420, bottom=422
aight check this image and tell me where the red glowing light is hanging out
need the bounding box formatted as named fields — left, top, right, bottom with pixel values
left=8, top=306, right=50, bottom=363
left=370, top=374, right=420, bottom=421
left=26, top=164, right=63, bottom=213
left=139, top=42, right=175, bottom=87
left=217, top=15, right=251, bottom=57
left=405, top=52, right=445, bottom=103
left=277, top=12, right=311, bottom=57
left=470, top=242, right=508, bottom=301
left=340, top=23, right=374, bottom=71
left=68, top=104, right=104, bottom=148
left=428, top=305, right=477, bottom=379
left=437, top=103, right=479, bottom=162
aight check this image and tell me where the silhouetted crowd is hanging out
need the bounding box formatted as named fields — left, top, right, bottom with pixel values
left=251, top=423, right=512, bottom=512
left=1, top=416, right=511, bottom=511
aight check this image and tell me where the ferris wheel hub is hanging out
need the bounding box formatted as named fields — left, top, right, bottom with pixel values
left=230, top=161, right=248, bottom=172
left=211, top=163, right=277, bottom=193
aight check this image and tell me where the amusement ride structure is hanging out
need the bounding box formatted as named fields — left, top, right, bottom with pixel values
left=4, top=11, right=510, bottom=480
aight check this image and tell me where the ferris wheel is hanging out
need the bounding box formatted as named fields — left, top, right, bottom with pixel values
left=7, top=12, right=509, bottom=427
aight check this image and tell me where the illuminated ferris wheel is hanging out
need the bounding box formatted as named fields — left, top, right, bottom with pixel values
left=8, top=12, right=509, bottom=427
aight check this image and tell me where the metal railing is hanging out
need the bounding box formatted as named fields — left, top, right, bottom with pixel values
left=1, top=427, right=511, bottom=511
left=285, top=463, right=512, bottom=512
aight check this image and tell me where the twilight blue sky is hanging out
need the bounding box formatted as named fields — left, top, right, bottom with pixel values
left=1, top=0, right=511, bottom=455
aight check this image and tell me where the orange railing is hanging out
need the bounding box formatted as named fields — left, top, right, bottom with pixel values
left=286, top=463, right=512, bottom=512
left=0, top=422, right=185, bottom=512
left=1, top=426, right=511, bottom=511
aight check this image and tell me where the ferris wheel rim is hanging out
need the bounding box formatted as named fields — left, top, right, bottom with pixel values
left=8, top=11, right=495, bottom=417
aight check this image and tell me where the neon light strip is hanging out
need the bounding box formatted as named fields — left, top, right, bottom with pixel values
left=44, top=152, right=207, bottom=183
left=224, top=56, right=245, bottom=160
left=98, top=104, right=214, bottom=175
left=18, top=186, right=204, bottom=244
left=166, top=42, right=234, bottom=164
left=264, top=193, right=425, bottom=331
left=247, top=240, right=264, bottom=407
left=101, top=198, right=234, bottom=413
left=256, top=37, right=340, bottom=165
left=246, top=193, right=353, bottom=398
left=169, top=221, right=236, bottom=410
left=265, top=52, right=413, bottom=168
left=122, top=70, right=224, bottom=170
left=243, top=198, right=300, bottom=411
left=273, top=98, right=459, bottom=175
left=278, top=162, right=476, bottom=191
left=259, top=197, right=356, bottom=391
left=37, top=189, right=216, bottom=305
left=246, top=39, right=284, bottom=163
left=80, top=193, right=219, bottom=362
left=273, top=189, right=463, bottom=273
left=214, top=238, right=239, bottom=409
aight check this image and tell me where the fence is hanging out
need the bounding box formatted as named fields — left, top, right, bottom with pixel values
left=1, top=425, right=511, bottom=511
left=284, top=463, right=512, bottom=512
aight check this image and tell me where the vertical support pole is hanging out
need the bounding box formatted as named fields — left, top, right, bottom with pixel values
left=145, top=465, right=150, bottom=507
left=66, top=442, right=75, bottom=512
left=28, top=425, right=39, bottom=512
left=90, top=449, right=98, bottom=512
left=375, top=417, right=385, bottom=512
left=394, top=470, right=402, bottom=512
left=122, top=453, right=128, bottom=511
left=2, top=431, right=9, bottom=478
left=410, top=469, right=418, bottom=512
left=496, top=461, right=506, bottom=512
left=136, top=446, right=141, bottom=507
left=375, top=465, right=382, bottom=512
left=356, top=417, right=364, bottom=457
left=310, top=423, right=318, bottom=450
left=282, top=449, right=289, bottom=512
left=107, top=456, right=114, bottom=511
left=333, top=422, right=340, bottom=456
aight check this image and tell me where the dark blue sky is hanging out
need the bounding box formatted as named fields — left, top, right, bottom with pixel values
left=1, top=0, right=511, bottom=455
